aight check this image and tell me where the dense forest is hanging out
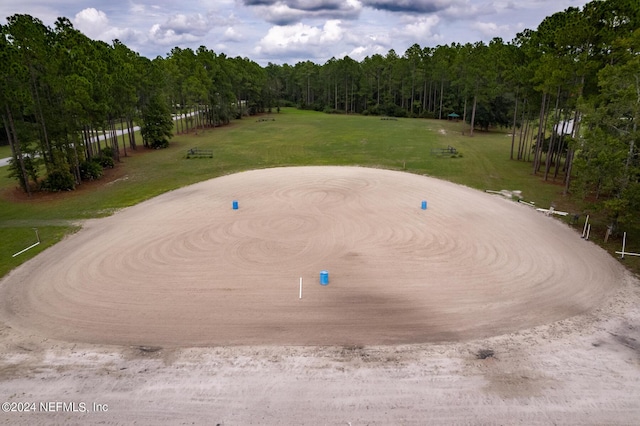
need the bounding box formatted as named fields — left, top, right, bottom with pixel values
left=0, top=0, right=638, bottom=227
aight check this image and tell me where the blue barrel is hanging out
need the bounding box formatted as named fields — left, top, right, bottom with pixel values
left=421, top=200, right=427, bottom=210
left=320, top=270, right=329, bottom=286
left=232, top=200, right=239, bottom=210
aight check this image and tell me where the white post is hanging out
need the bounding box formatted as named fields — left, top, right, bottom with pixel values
left=582, top=215, right=589, bottom=238
left=621, top=232, right=627, bottom=259
left=299, top=277, right=303, bottom=299
left=12, top=228, right=41, bottom=258
left=586, top=224, right=591, bottom=241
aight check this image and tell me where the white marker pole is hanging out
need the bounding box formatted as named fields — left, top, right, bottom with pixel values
left=299, top=277, right=303, bottom=299
left=12, top=228, right=41, bottom=258
left=621, top=232, right=627, bottom=259
left=582, top=215, right=589, bottom=238
left=586, top=224, right=591, bottom=241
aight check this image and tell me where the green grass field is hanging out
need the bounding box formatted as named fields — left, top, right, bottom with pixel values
left=1, top=108, right=636, bottom=277
left=0, top=144, right=11, bottom=159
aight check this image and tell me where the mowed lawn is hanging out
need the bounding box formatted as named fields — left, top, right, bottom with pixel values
left=0, top=108, right=611, bottom=277
left=0, top=145, right=11, bottom=159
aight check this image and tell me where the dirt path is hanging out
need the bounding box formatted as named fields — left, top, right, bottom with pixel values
left=0, top=166, right=638, bottom=424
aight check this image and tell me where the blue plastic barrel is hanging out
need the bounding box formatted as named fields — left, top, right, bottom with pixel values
left=232, top=200, right=239, bottom=210
left=320, top=270, right=329, bottom=286
left=421, top=200, right=427, bottom=210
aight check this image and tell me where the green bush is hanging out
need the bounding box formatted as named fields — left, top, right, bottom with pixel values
left=362, top=105, right=382, bottom=116
left=41, top=168, right=75, bottom=192
left=79, top=160, right=103, bottom=181
left=95, top=147, right=115, bottom=168
left=150, top=139, right=169, bottom=149
left=278, top=99, right=295, bottom=108
left=40, top=151, right=76, bottom=192
left=101, top=146, right=114, bottom=158
left=95, top=155, right=114, bottom=168
left=383, top=103, right=407, bottom=118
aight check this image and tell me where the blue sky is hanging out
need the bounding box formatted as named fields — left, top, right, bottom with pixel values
left=1, top=0, right=591, bottom=65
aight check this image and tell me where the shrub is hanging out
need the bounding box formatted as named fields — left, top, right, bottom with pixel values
left=88, top=146, right=115, bottom=168
left=278, top=99, right=295, bottom=108
left=79, top=160, right=103, bottom=181
left=101, top=146, right=114, bottom=158
left=40, top=151, right=76, bottom=192
left=150, top=139, right=169, bottom=149
left=323, top=107, right=341, bottom=114
left=41, top=168, right=75, bottom=191
left=380, top=103, right=407, bottom=118
left=95, top=155, right=114, bottom=168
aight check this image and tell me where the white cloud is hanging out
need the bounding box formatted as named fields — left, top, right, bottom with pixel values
left=147, top=13, right=216, bottom=46
left=223, top=26, right=242, bottom=42
left=130, top=3, right=146, bottom=14
left=402, top=15, right=440, bottom=40
left=255, top=19, right=346, bottom=58
left=471, top=21, right=511, bottom=38
left=2, top=0, right=593, bottom=64
left=439, top=1, right=482, bottom=20
left=256, top=23, right=322, bottom=55
left=348, top=45, right=368, bottom=57
left=149, top=24, right=201, bottom=46
left=163, top=13, right=210, bottom=36
left=345, top=43, right=387, bottom=61
left=73, top=8, right=145, bottom=46
left=74, top=8, right=109, bottom=39
left=252, top=17, right=394, bottom=63
left=490, top=0, right=516, bottom=12
left=320, top=19, right=343, bottom=42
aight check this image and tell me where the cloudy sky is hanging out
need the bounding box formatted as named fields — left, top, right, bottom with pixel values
left=1, top=0, right=590, bottom=65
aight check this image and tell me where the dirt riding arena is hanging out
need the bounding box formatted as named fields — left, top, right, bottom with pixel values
left=1, top=166, right=639, bottom=424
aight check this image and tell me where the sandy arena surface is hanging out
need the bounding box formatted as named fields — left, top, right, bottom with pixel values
left=0, top=166, right=639, bottom=424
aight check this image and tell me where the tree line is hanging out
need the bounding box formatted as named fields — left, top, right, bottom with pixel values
left=1, top=0, right=638, bottom=229
left=1, top=15, right=168, bottom=194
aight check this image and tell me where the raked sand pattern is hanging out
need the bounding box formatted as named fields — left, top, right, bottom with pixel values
left=0, top=166, right=625, bottom=346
